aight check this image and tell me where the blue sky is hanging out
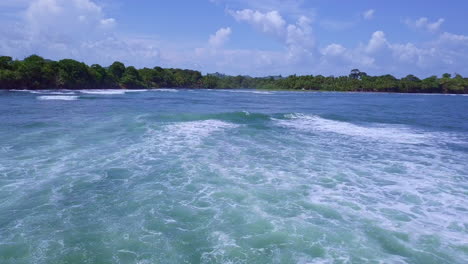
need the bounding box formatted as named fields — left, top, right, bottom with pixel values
left=1, top=0, right=468, bottom=77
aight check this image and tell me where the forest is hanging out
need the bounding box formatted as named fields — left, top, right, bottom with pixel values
left=1, top=55, right=467, bottom=93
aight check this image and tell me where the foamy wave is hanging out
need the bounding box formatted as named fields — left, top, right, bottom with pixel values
left=149, top=89, right=178, bottom=92
left=251, top=91, right=274, bottom=94
left=37, top=95, right=79, bottom=101
left=10, top=90, right=75, bottom=95
left=222, top=90, right=274, bottom=95
left=124, top=89, right=148, bottom=92
left=79, top=89, right=126, bottom=95
left=9, top=89, right=29, bottom=92
left=48, top=91, right=76, bottom=95
left=10, top=90, right=44, bottom=94
left=143, top=120, right=240, bottom=152
left=165, top=120, right=239, bottom=138
left=277, top=113, right=428, bottom=144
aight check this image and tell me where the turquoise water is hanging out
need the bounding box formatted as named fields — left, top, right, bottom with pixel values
left=0, top=89, right=467, bottom=264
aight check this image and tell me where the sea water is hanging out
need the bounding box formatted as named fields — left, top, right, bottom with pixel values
left=0, top=89, right=467, bottom=264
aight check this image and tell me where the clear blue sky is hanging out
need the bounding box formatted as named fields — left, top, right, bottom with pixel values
left=1, top=0, right=468, bottom=77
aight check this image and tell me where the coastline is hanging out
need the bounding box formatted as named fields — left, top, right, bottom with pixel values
left=3, top=87, right=468, bottom=95
left=1, top=55, right=467, bottom=94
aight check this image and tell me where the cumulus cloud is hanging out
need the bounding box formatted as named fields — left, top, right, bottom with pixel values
left=362, top=9, right=375, bottom=20
left=365, top=31, right=388, bottom=53
left=213, top=6, right=467, bottom=77
left=405, top=17, right=445, bottom=32
left=0, top=0, right=160, bottom=67
left=321, top=43, right=346, bottom=56
left=212, top=0, right=310, bottom=18
left=230, top=9, right=286, bottom=38
left=209, top=27, right=232, bottom=48
left=229, top=9, right=315, bottom=63
left=1, top=0, right=468, bottom=77
left=317, top=28, right=468, bottom=77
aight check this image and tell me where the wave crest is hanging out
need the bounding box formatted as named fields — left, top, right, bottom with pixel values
left=278, top=113, right=429, bottom=144
left=37, top=95, right=79, bottom=101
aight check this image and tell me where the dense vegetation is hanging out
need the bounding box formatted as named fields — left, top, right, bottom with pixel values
left=1, top=55, right=467, bottom=93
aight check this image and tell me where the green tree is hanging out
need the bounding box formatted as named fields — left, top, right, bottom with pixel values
left=57, top=59, right=92, bottom=89
left=108, top=61, right=126, bottom=82
left=0, top=56, right=13, bottom=70
left=120, top=66, right=143, bottom=89
left=17, top=55, right=57, bottom=89
left=349, top=69, right=361, bottom=80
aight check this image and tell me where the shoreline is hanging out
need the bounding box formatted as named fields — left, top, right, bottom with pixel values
left=3, top=88, right=468, bottom=95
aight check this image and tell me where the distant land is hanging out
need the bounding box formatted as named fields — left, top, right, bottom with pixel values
left=1, top=55, right=467, bottom=94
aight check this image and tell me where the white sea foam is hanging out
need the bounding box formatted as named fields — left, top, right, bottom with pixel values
left=10, top=89, right=38, bottom=93
left=79, top=89, right=126, bottom=95
left=10, top=90, right=76, bottom=95
left=222, top=90, right=274, bottom=95
left=277, top=113, right=429, bottom=144
left=162, top=120, right=239, bottom=147
left=123, top=89, right=148, bottom=92
left=2, top=91, right=466, bottom=263
left=48, top=91, right=76, bottom=95
left=37, top=95, right=79, bottom=101
left=149, top=88, right=178, bottom=92
left=12, top=90, right=44, bottom=94
left=251, top=91, right=274, bottom=94
left=9, top=89, right=29, bottom=92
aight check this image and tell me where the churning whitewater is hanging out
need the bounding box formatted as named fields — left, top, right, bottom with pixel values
left=0, top=89, right=467, bottom=264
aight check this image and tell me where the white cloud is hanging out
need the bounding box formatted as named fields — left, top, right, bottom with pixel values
left=230, top=9, right=286, bottom=38
left=365, top=31, right=388, bottom=53
left=439, top=32, right=468, bottom=42
left=197, top=8, right=467, bottom=77
left=100, top=18, right=116, bottom=28
left=209, top=27, right=232, bottom=48
left=321, top=43, right=346, bottom=56
left=362, top=9, right=375, bottom=20
left=405, top=17, right=445, bottom=32
left=229, top=9, right=315, bottom=64
left=1, top=0, right=468, bottom=77
left=0, top=0, right=160, bottom=67
left=213, top=0, right=311, bottom=18
left=317, top=29, right=468, bottom=77
left=25, top=0, right=112, bottom=39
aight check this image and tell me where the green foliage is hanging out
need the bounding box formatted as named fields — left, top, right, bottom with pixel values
left=16, top=55, right=58, bottom=89
left=120, top=66, right=143, bottom=89
left=0, top=56, right=13, bottom=70
left=108, top=61, right=126, bottom=82
left=0, top=55, right=467, bottom=94
left=89, top=64, right=114, bottom=88
left=56, top=59, right=92, bottom=89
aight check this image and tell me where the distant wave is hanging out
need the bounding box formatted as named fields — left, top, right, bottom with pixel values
left=166, top=119, right=239, bottom=135
left=149, top=89, right=178, bottom=92
left=9, top=89, right=33, bottom=93
left=10, top=90, right=75, bottom=95
left=277, top=113, right=429, bottom=144
left=147, top=120, right=240, bottom=149
left=140, top=111, right=272, bottom=125
left=37, top=95, right=79, bottom=101
left=47, top=91, right=76, bottom=95
left=221, top=90, right=274, bottom=95
left=124, top=89, right=148, bottom=92
left=79, top=90, right=127, bottom=95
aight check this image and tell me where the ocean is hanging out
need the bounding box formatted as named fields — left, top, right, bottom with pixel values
left=0, top=89, right=467, bottom=263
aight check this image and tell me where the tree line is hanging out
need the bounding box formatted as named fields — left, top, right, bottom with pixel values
left=1, top=55, right=467, bottom=93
